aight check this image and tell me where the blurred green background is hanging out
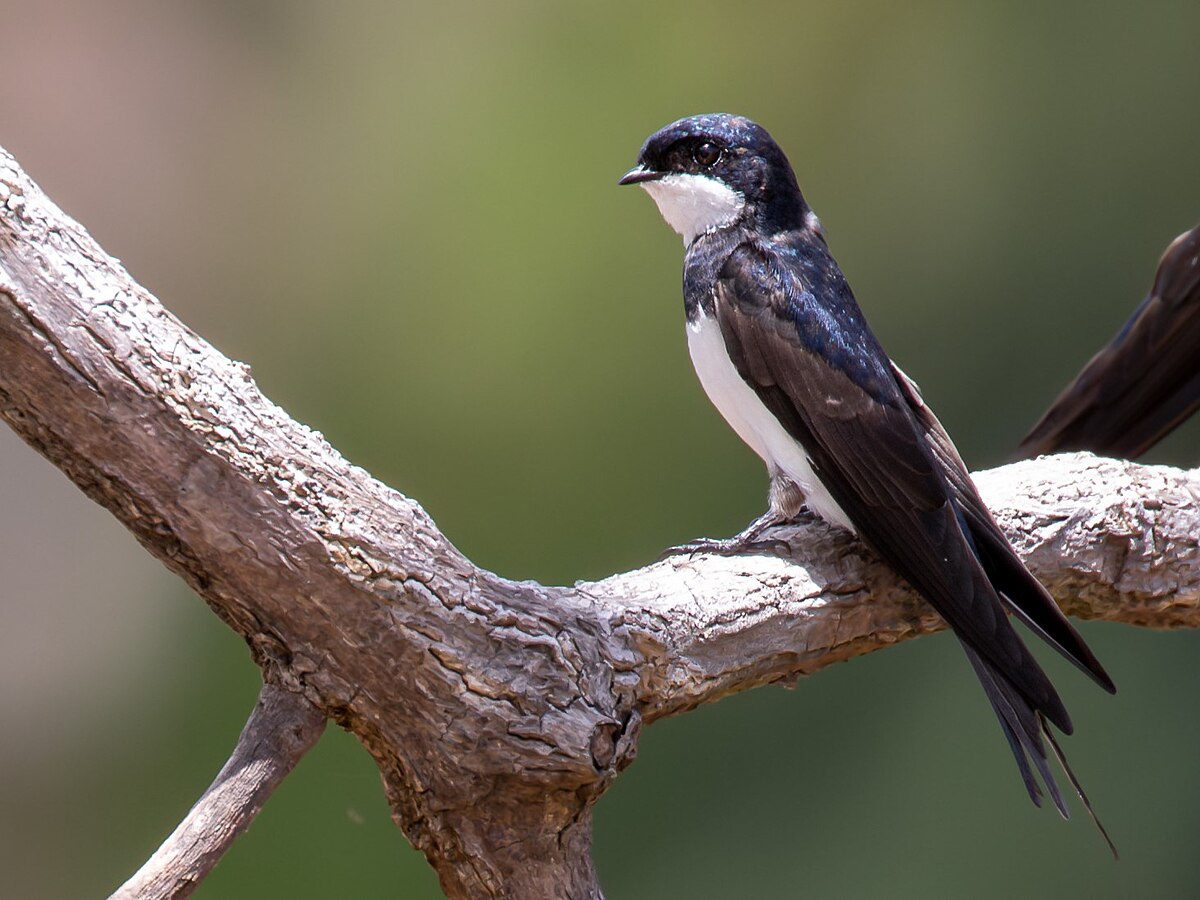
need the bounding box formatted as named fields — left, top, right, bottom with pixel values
left=1, top=1, right=1198, bottom=897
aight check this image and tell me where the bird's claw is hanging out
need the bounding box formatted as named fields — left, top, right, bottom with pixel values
left=658, top=534, right=791, bottom=561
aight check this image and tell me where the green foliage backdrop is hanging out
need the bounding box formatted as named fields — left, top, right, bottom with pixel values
left=1, top=2, right=1198, bottom=897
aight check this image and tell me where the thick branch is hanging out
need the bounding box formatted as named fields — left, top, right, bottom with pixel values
left=110, top=683, right=326, bottom=900
left=589, top=456, right=1200, bottom=722
left=1, top=145, right=1197, bottom=897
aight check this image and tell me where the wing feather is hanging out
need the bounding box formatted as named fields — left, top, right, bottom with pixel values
left=1020, top=224, right=1200, bottom=458
left=893, top=363, right=1115, bottom=693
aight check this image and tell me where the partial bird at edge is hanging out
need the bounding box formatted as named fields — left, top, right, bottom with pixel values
left=1019, top=224, right=1200, bottom=460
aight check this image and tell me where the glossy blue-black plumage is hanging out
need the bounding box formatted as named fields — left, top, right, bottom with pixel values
left=696, top=227, right=899, bottom=405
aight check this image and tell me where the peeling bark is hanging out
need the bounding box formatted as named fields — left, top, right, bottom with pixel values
left=0, top=146, right=1197, bottom=898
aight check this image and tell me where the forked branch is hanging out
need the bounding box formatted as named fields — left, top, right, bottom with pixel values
left=1, top=146, right=1197, bottom=898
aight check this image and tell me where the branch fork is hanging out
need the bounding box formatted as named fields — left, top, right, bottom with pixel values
left=0, top=147, right=1196, bottom=898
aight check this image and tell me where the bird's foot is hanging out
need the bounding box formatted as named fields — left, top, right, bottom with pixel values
left=659, top=535, right=791, bottom=560
left=659, top=512, right=792, bottom=560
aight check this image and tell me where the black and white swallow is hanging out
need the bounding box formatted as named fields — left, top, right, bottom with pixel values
left=620, top=113, right=1117, bottom=847
left=1019, top=223, right=1200, bottom=460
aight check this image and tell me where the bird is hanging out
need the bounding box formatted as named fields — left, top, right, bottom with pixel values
left=1018, top=223, right=1200, bottom=459
left=619, top=113, right=1116, bottom=845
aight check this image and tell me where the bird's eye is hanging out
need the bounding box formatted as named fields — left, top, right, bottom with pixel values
left=693, top=142, right=721, bottom=167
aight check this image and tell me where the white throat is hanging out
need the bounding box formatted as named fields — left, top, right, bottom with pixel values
left=641, top=173, right=745, bottom=245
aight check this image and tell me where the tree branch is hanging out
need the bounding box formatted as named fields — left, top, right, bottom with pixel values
left=1, top=145, right=1197, bottom=897
left=588, top=454, right=1200, bottom=722
left=109, top=683, right=326, bottom=900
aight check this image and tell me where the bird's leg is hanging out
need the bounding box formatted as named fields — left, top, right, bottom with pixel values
left=660, top=474, right=804, bottom=559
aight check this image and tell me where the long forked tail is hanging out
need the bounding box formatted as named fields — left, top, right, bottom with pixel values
left=960, top=642, right=1118, bottom=858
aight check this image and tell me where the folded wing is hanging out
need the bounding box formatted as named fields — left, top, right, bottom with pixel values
left=713, top=236, right=1113, bottom=818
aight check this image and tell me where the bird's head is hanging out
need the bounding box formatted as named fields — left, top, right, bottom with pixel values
left=619, top=113, right=811, bottom=245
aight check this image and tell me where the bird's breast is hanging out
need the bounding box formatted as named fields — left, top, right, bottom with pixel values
left=685, top=311, right=855, bottom=532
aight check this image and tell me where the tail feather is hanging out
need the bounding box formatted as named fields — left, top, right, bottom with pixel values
left=988, top=690, right=1044, bottom=809
left=1043, top=725, right=1119, bottom=858
left=962, top=643, right=1067, bottom=815
left=961, top=642, right=1117, bottom=856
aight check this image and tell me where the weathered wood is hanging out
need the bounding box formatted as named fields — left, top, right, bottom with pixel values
left=110, top=684, right=327, bottom=900
left=1, top=146, right=1197, bottom=898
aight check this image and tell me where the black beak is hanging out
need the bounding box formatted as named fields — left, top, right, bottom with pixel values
left=618, top=165, right=662, bottom=186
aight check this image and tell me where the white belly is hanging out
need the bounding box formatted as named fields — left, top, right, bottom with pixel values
left=686, top=313, right=855, bottom=533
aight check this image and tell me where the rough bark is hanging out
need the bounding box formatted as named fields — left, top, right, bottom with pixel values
left=0, top=145, right=1197, bottom=898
